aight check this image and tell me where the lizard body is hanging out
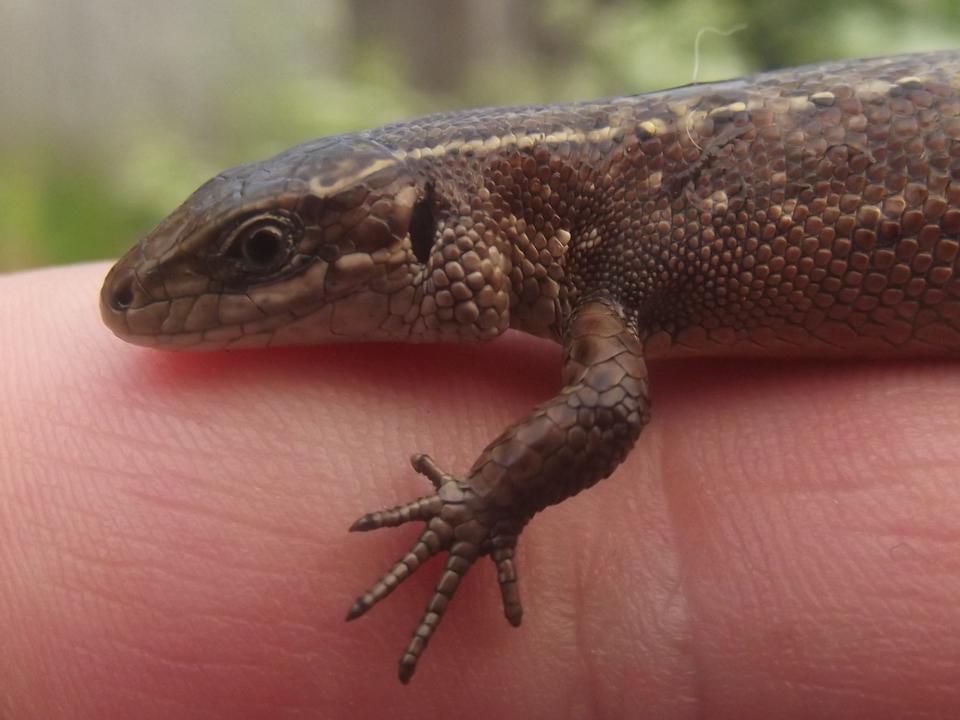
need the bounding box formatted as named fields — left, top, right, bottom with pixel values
left=101, top=51, right=960, bottom=682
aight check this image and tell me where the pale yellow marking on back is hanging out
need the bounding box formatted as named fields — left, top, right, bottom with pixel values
left=895, top=76, right=924, bottom=89
left=390, top=122, right=643, bottom=163
left=313, top=100, right=681, bottom=181
left=309, top=157, right=399, bottom=197
left=638, top=120, right=659, bottom=136
left=809, top=91, right=835, bottom=107
left=646, top=170, right=663, bottom=193
left=708, top=101, right=747, bottom=117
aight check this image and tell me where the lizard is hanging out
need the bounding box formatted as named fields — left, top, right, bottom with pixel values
left=100, top=51, right=960, bottom=683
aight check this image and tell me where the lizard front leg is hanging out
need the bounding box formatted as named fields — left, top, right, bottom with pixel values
left=346, top=298, right=651, bottom=682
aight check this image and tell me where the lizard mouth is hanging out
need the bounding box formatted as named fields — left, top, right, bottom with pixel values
left=100, top=247, right=389, bottom=351
left=99, top=248, right=306, bottom=351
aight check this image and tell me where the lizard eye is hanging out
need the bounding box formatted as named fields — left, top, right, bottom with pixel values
left=224, top=214, right=298, bottom=273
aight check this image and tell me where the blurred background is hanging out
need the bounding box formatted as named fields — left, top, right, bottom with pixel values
left=1, top=0, right=958, bottom=272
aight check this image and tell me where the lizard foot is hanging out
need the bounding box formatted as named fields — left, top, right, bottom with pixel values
left=346, top=453, right=524, bottom=683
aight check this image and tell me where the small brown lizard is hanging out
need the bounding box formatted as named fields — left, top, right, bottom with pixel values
left=100, top=51, right=960, bottom=682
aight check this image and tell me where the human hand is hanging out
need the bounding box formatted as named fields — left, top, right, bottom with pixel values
left=2, top=263, right=959, bottom=719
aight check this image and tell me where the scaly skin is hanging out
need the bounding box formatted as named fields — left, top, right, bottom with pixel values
left=101, top=51, right=960, bottom=682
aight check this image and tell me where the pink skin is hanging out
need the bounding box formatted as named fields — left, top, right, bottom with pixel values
left=3, top=262, right=960, bottom=719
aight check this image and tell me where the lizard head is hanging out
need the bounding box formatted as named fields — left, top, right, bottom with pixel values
left=100, top=136, right=511, bottom=350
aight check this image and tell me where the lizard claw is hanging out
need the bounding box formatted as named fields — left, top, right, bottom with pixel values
left=346, top=455, right=451, bottom=532
left=346, top=454, right=525, bottom=683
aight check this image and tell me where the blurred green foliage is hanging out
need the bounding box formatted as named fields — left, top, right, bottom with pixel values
left=1, top=0, right=958, bottom=271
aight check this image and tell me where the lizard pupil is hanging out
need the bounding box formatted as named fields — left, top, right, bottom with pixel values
left=242, top=226, right=285, bottom=268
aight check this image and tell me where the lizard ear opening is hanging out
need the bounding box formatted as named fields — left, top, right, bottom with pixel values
left=409, top=186, right=436, bottom=265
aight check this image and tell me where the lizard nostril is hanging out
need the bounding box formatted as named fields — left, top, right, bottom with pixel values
left=110, top=277, right=135, bottom=310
